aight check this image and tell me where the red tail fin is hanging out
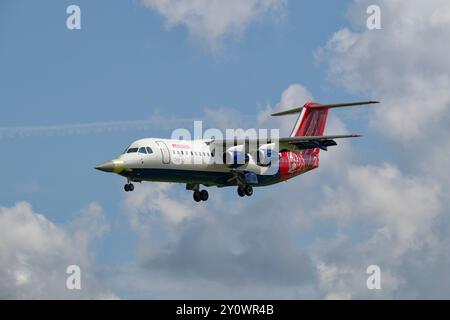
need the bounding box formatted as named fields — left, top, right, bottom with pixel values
left=270, top=100, right=379, bottom=169
left=290, top=102, right=328, bottom=137
left=270, top=100, right=379, bottom=137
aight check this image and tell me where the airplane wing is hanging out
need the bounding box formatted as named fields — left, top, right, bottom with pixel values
left=206, top=134, right=362, bottom=152
left=279, top=134, right=361, bottom=151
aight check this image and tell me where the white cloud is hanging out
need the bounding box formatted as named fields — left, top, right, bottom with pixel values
left=124, top=183, right=205, bottom=233
left=313, top=0, right=450, bottom=299
left=320, top=163, right=441, bottom=246
left=142, top=0, right=285, bottom=51
left=318, top=162, right=441, bottom=272
left=318, top=0, right=450, bottom=144
left=120, top=180, right=317, bottom=295
left=203, top=106, right=251, bottom=130
left=316, top=259, right=401, bottom=300
left=0, top=201, right=115, bottom=299
left=257, top=83, right=314, bottom=137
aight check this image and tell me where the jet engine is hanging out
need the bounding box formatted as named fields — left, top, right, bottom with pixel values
left=223, top=151, right=250, bottom=168
left=256, top=144, right=277, bottom=167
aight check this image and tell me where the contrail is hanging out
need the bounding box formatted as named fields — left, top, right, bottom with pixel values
left=0, top=118, right=197, bottom=140
left=0, top=115, right=257, bottom=140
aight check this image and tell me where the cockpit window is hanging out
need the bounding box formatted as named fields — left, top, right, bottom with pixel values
left=123, top=145, right=131, bottom=154
left=146, top=147, right=153, bottom=154
left=127, top=148, right=138, bottom=153
left=138, top=147, right=147, bottom=154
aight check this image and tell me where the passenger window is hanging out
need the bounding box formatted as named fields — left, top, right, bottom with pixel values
left=138, top=147, right=147, bottom=154
left=146, top=147, right=153, bottom=154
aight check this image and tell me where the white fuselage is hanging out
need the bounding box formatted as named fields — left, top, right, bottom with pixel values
left=117, top=138, right=272, bottom=176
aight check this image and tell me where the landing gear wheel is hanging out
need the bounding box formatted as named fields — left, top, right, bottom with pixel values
left=200, top=190, right=209, bottom=201
left=193, top=191, right=201, bottom=202
left=237, top=186, right=245, bottom=197
left=124, top=184, right=130, bottom=192
left=128, top=183, right=134, bottom=192
left=244, top=185, right=253, bottom=196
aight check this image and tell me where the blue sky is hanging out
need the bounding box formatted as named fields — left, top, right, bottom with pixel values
left=2, top=0, right=448, bottom=299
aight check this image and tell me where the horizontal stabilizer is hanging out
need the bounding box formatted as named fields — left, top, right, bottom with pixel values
left=271, top=101, right=379, bottom=116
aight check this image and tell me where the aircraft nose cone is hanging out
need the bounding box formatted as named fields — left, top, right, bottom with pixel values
left=95, top=161, right=115, bottom=173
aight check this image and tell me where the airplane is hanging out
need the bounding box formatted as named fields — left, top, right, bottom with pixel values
left=95, top=101, right=379, bottom=202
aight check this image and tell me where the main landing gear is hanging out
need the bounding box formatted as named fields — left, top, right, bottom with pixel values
left=124, top=183, right=134, bottom=192
left=186, top=183, right=209, bottom=202
left=237, top=185, right=253, bottom=197
left=193, top=189, right=209, bottom=202
left=187, top=183, right=252, bottom=202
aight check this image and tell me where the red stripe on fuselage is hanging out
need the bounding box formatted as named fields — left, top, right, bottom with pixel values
left=279, top=151, right=319, bottom=181
left=172, top=144, right=190, bottom=149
